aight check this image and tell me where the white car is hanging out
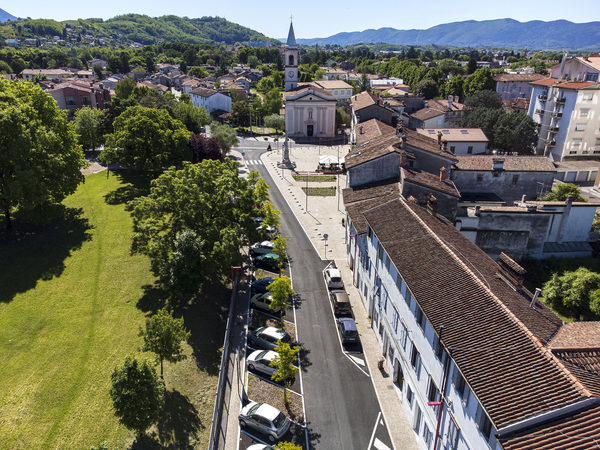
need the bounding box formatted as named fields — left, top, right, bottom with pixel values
left=250, top=292, right=274, bottom=311
left=325, top=267, right=344, bottom=290
left=250, top=240, right=275, bottom=257
left=247, top=349, right=278, bottom=377
left=248, top=326, right=293, bottom=350
left=246, top=445, right=274, bottom=450
left=239, top=401, right=290, bottom=443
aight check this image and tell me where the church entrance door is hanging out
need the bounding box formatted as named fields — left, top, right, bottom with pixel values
left=307, top=124, right=314, bottom=137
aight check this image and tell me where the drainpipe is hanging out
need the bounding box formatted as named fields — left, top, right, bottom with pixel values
left=432, top=326, right=451, bottom=450
left=349, top=233, right=358, bottom=286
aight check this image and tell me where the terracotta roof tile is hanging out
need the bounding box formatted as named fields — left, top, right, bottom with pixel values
left=454, top=155, right=555, bottom=172
left=351, top=91, right=378, bottom=111
left=530, top=77, right=559, bottom=86
left=550, top=322, right=600, bottom=350
left=552, top=350, right=600, bottom=396
left=416, top=128, right=489, bottom=143
left=401, top=167, right=460, bottom=198
left=363, top=199, right=582, bottom=428
left=342, top=182, right=400, bottom=234
left=355, top=118, right=396, bottom=145
left=493, top=73, right=546, bottom=82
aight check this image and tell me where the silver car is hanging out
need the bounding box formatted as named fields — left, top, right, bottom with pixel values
left=248, top=326, right=293, bottom=350
left=250, top=240, right=275, bottom=257
left=247, top=349, right=277, bottom=377
left=325, top=267, right=345, bottom=290
left=239, top=401, right=290, bottom=443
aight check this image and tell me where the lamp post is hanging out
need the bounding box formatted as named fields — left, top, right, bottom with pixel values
left=231, top=265, right=241, bottom=289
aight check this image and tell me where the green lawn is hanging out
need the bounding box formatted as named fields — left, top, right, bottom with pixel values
left=0, top=172, right=224, bottom=449
left=292, top=174, right=337, bottom=182
left=301, top=186, right=337, bottom=196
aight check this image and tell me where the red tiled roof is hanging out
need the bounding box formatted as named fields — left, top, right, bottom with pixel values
left=454, top=155, right=556, bottom=172
left=363, top=198, right=583, bottom=429
left=345, top=133, right=403, bottom=169
left=401, top=167, right=460, bottom=198
left=356, top=118, right=396, bottom=145
left=342, top=182, right=400, bottom=234
left=493, top=73, right=546, bottom=82
left=351, top=91, right=378, bottom=111
left=499, top=402, right=600, bottom=450
left=557, top=81, right=598, bottom=90
left=552, top=350, right=600, bottom=396
left=530, top=78, right=559, bottom=86
left=550, top=322, right=600, bottom=350
left=410, top=107, right=445, bottom=121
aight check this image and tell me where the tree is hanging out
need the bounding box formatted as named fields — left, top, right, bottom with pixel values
left=264, top=114, right=285, bottom=132
left=109, top=356, right=164, bottom=436
left=272, top=235, right=288, bottom=273
left=129, top=160, right=263, bottom=284
left=277, top=443, right=303, bottom=450
left=114, top=77, right=136, bottom=99
left=542, top=268, right=600, bottom=318
left=270, top=341, right=300, bottom=403
left=74, top=107, right=104, bottom=150
left=102, top=106, right=191, bottom=172
left=491, top=112, right=537, bottom=154
left=467, top=58, right=477, bottom=75
left=188, top=66, right=209, bottom=78
left=267, top=277, right=295, bottom=315
left=442, top=74, right=464, bottom=100
left=541, top=183, right=587, bottom=202
left=230, top=99, right=250, bottom=127
left=189, top=133, right=224, bottom=163
left=358, top=73, right=370, bottom=92
left=463, top=68, right=495, bottom=96
left=0, top=79, right=86, bottom=229
left=210, top=122, right=239, bottom=154
left=464, top=90, right=503, bottom=110
left=92, top=65, right=104, bottom=81
left=336, top=107, right=350, bottom=131
left=140, top=308, right=191, bottom=377
left=172, top=101, right=209, bottom=134
left=413, top=79, right=439, bottom=99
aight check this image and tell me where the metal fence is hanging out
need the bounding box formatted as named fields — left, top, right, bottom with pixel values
left=208, top=274, right=239, bottom=449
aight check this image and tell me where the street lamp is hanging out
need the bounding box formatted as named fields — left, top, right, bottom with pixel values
left=231, top=265, right=242, bottom=289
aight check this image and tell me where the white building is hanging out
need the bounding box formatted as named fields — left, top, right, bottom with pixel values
left=492, top=73, right=545, bottom=101
left=283, top=22, right=298, bottom=92
left=549, top=55, right=600, bottom=82
left=528, top=77, right=600, bottom=161
left=189, top=87, right=231, bottom=115
left=303, top=80, right=353, bottom=102
left=284, top=86, right=336, bottom=138
left=342, top=191, right=600, bottom=450
left=415, top=128, right=488, bottom=155
left=370, top=77, right=404, bottom=88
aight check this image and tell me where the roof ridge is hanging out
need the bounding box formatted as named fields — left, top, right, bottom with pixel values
left=399, top=197, right=592, bottom=411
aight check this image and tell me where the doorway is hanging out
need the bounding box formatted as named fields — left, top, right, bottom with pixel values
left=393, top=358, right=403, bottom=390
left=307, top=124, right=314, bottom=137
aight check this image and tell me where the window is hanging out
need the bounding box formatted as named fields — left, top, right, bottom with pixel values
left=410, top=342, right=422, bottom=378
left=404, top=288, right=412, bottom=307
left=476, top=404, right=492, bottom=439
left=415, top=305, right=425, bottom=330
left=377, top=243, right=383, bottom=265
left=413, top=405, right=423, bottom=433
left=447, top=416, right=460, bottom=450
left=467, top=145, right=473, bottom=154
left=401, top=322, right=408, bottom=350
left=406, top=384, right=414, bottom=406
left=433, top=334, right=445, bottom=360
left=423, top=424, right=433, bottom=447
left=393, top=309, right=400, bottom=333
left=450, top=145, right=456, bottom=153
left=308, top=110, right=313, bottom=119
left=512, top=174, right=519, bottom=185
left=583, top=93, right=594, bottom=101
left=385, top=254, right=391, bottom=271
left=575, top=123, right=586, bottom=131
left=580, top=108, right=590, bottom=118
left=82, top=96, right=89, bottom=105
left=587, top=73, right=599, bottom=82
left=427, top=376, right=441, bottom=403
left=367, top=227, right=372, bottom=239
left=395, top=273, right=404, bottom=294
left=572, top=138, right=582, bottom=147
left=288, top=54, right=294, bottom=66
left=66, top=96, right=75, bottom=106
left=596, top=138, right=600, bottom=146
left=476, top=174, right=484, bottom=183
left=453, top=368, right=467, bottom=399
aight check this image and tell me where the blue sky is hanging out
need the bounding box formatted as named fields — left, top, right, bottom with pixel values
left=6, top=1, right=600, bottom=39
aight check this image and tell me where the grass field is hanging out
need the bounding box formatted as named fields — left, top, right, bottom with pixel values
left=300, top=186, right=337, bottom=196
left=0, top=172, right=225, bottom=449
left=292, top=174, right=337, bottom=182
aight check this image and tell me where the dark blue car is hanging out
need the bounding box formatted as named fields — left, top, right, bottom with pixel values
left=251, top=277, right=276, bottom=294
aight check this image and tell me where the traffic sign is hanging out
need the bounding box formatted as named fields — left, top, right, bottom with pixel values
left=323, top=233, right=328, bottom=240
left=242, top=152, right=245, bottom=156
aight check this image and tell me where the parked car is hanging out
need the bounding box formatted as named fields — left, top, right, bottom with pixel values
left=325, top=267, right=344, bottom=290
left=329, top=290, right=352, bottom=315
left=337, top=317, right=359, bottom=344
left=257, top=224, right=278, bottom=238
left=250, top=241, right=275, bottom=257
left=250, top=292, right=275, bottom=311
left=239, top=401, right=290, bottom=443
left=249, top=326, right=293, bottom=350
left=247, top=349, right=278, bottom=377
left=254, top=253, right=281, bottom=271
left=251, top=277, right=276, bottom=295
left=246, top=445, right=274, bottom=450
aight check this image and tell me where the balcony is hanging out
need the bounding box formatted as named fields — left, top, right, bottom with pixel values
left=549, top=126, right=560, bottom=133
left=535, top=109, right=544, bottom=115
left=556, top=97, right=566, bottom=104
left=552, top=111, right=563, bottom=118
left=538, top=94, right=547, bottom=101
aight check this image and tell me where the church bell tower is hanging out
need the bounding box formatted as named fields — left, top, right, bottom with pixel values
left=284, top=21, right=298, bottom=91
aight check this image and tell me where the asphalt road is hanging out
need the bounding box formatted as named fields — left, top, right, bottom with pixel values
left=239, top=140, right=393, bottom=450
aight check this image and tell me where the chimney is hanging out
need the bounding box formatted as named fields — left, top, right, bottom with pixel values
left=396, top=124, right=404, bottom=137
left=497, top=252, right=526, bottom=290
left=400, top=151, right=407, bottom=167
left=359, top=126, right=364, bottom=135
left=427, top=194, right=438, bottom=215
left=401, top=134, right=407, bottom=150
left=454, top=95, right=459, bottom=104
left=437, top=131, right=443, bottom=146
left=448, top=95, right=453, bottom=109
left=439, top=167, right=448, bottom=181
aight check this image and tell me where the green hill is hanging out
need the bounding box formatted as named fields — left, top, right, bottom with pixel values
left=0, top=14, right=278, bottom=46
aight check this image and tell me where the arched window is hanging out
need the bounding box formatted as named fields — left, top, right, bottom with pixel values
left=288, top=54, right=294, bottom=66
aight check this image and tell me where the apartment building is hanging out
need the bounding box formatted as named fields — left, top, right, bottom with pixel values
left=343, top=193, right=600, bottom=450
left=415, top=128, right=488, bottom=155
left=528, top=77, right=600, bottom=161
left=493, top=73, right=545, bottom=101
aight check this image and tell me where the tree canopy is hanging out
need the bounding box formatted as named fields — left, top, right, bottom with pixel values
left=210, top=122, right=239, bottom=154
left=541, top=183, right=587, bottom=202
left=0, top=79, right=86, bottom=229
left=463, top=67, right=495, bottom=96
left=129, top=160, right=264, bottom=288
left=74, top=106, right=104, bottom=150
left=109, top=356, right=164, bottom=435
left=542, top=268, right=600, bottom=319
left=102, top=106, right=191, bottom=172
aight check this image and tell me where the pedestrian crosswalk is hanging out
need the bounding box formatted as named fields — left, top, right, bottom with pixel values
left=245, top=159, right=264, bottom=166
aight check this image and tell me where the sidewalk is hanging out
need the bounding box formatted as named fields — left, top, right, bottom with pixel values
left=261, top=148, right=418, bottom=450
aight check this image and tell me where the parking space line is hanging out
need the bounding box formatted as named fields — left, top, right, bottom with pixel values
left=322, top=263, right=370, bottom=378
left=373, top=437, right=393, bottom=450
left=348, top=354, right=366, bottom=366
left=367, top=411, right=382, bottom=450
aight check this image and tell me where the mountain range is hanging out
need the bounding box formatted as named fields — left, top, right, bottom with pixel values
left=294, top=19, right=600, bottom=50
left=0, top=8, right=17, bottom=22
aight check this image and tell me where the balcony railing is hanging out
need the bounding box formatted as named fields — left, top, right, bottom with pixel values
left=538, top=94, right=547, bottom=101
left=549, top=126, right=559, bottom=133
left=535, top=109, right=544, bottom=115
left=552, top=111, right=563, bottom=118
left=556, top=97, right=566, bottom=104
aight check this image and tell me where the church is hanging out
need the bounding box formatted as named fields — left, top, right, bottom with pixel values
left=283, top=22, right=337, bottom=140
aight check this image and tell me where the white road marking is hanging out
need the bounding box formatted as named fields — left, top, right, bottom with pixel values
left=348, top=354, right=366, bottom=366
left=373, top=438, right=392, bottom=450
left=367, top=411, right=382, bottom=450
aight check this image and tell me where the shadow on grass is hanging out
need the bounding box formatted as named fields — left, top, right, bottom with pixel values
left=182, top=282, right=229, bottom=376
left=0, top=206, right=93, bottom=303
left=137, top=284, right=169, bottom=314
left=104, top=170, right=153, bottom=206
left=156, top=389, right=204, bottom=449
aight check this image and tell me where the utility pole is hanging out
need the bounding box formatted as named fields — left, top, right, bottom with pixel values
left=249, top=104, right=252, bottom=137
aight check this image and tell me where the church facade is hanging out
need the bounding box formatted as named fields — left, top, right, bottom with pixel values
left=283, top=22, right=336, bottom=139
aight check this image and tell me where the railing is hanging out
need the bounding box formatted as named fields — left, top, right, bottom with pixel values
left=208, top=274, right=240, bottom=450
left=538, top=94, right=547, bottom=101
left=552, top=111, right=563, bottom=118
left=535, top=109, right=544, bottom=115
left=549, top=126, right=559, bottom=132
left=556, top=97, right=566, bottom=104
